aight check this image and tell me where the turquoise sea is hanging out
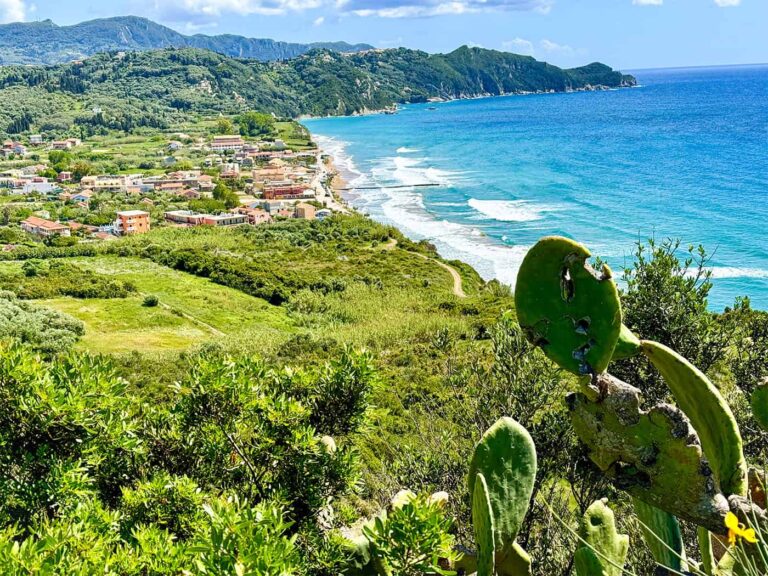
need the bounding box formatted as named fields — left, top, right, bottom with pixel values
left=302, top=65, right=768, bottom=310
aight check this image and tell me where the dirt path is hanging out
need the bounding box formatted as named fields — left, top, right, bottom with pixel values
left=428, top=257, right=466, bottom=298
left=140, top=292, right=226, bottom=337
left=379, top=238, right=466, bottom=297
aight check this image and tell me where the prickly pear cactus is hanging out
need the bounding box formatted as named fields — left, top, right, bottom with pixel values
left=612, top=324, right=642, bottom=360
left=567, top=373, right=729, bottom=533
left=472, top=473, right=496, bottom=576
left=642, top=340, right=747, bottom=497
left=575, top=499, right=629, bottom=576
left=468, top=417, right=537, bottom=550
left=751, top=381, right=768, bottom=433
left=633, top=498, right=687, bottom=573
left=515, top=236, right=622, bottom=376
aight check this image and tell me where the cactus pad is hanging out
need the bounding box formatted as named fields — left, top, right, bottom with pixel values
left=751, top=382, right=768, bottom=433
left=472, top=473, right=496, bottom=576
left=633, top=498, right=686, bottom=572
left=515, top=236, right=622, bottom=375
left=574, top=499, right=629, bottom=576
left=642, top=340, right=747, bottom=497
left=567, top=373, right=730, bottom=533
left=468, top=417, right=537, bottom=550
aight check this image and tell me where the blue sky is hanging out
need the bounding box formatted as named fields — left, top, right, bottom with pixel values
left=4, top=0, right=767, bottom=69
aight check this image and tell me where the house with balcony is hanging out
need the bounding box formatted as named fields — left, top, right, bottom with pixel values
left=114, top=210, right=150, bottom=236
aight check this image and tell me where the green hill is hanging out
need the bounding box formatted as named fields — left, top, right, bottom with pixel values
left=0, top=16, right=373, bottom=65
left=0, top=46, right=635, bottom=137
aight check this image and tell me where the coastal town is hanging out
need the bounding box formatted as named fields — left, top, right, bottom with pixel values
left=0, top=120, right=346, bottom=247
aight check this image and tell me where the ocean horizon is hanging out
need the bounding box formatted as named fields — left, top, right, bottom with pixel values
left=303, top=63, right=768, bottom=311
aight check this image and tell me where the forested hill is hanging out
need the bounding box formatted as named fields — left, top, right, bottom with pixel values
left=0, top=46, right=636, bottom=137
left=0, top=16, right=373, bottom=65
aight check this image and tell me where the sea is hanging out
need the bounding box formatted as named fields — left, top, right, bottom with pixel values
left=302, top=64, right=768, bottom=310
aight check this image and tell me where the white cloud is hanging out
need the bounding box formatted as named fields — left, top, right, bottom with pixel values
left=157, top=0, right=324, bottom=18
left=0, top=0, right=26, bottom=23
left=158, top=0, right=553, bottom=20
left=502, top=37, right=535, bottom=55
left=313, top=15, right=325, bottom=24
left=632, top=0, right=663, bottom=5
left=714, top=0, right=740, bottom=6
left=540, top=38, right=575, bottom=56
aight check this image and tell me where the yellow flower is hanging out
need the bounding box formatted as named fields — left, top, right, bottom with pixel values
left=725, top=512, right=758, bottom=546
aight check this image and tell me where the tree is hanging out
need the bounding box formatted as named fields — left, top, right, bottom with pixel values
left=237, top=111, right=275, bottom=138
left=72, top=161, right=94, bottom=182
left=212, top=181, right=240, bottom=209
left=216, top=117, right=234, bottom=135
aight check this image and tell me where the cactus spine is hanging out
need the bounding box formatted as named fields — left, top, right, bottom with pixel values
left=574, top=499, right=629, bottom=576
left=469, top=417, right=537, bottom=576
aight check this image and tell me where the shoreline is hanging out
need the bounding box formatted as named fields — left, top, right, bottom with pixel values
left=297, top=83, right=637, bottom=120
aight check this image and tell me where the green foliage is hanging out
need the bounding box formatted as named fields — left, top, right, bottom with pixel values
left=0, top=291, right=84, bottom=352
left=614, top=238, right=729, bottom=402
left=238, top=110, right=276, bottom=137
left=142, top=294, right=159, bottom=307
left=2, top=260, right=135, bottom=299
left=216, top=116, right=234, bottom=134
left=120, top=472, right=204, bottom=539
left=0, top=44, right=633, bottom=137
left=361, top=493, right=458, bottom=576
left=189, top=496, right=301, bottom=575
left=212, top=181, right=240, bottom=209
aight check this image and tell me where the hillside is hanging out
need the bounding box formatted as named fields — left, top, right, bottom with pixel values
left=0, top=46, right=636, bottom=137
left=0, top=16, right=373, bottom=65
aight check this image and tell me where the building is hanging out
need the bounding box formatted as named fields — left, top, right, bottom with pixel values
left=80, top=175, right=127, bottom=191
left=262, top=183, right=313, bottom=200
left=57, top=171, right=73, bottom=182
left=235, top=206, right=272, bottom=225
left=210, top=135, right=245, bottom=152
left=220, top=163, right=240, bottom=178
left=71, top=190, right=93, bottom=203
left=20, top=178, right=56, bottom=195
left=29, top=134, right=44, bottom=145
left=115, top=210, right=150, bottom=236
left=294, top=203, right=316, bottom=220
left=165, top=210, right=247, bottom=227
left=20, top=216, right=71, bottom=237
left=316, top=209, right=332, bottom=221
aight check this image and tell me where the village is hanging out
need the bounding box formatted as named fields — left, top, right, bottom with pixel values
left=0, top=125, right=342, bottom=245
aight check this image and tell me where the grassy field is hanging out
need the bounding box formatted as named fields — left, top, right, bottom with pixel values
left=34, top=256, right=296, bottom=354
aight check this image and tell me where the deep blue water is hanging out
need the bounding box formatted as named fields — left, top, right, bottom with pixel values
left=303, top=65, right=768, bottom=310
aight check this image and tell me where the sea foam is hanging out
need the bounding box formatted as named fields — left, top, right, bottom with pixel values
left=468, top=198, right=558, bottom=222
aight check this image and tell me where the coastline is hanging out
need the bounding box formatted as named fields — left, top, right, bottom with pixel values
left=298, top=82, right=638, bottom=120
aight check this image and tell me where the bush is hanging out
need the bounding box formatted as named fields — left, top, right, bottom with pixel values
left=0, top=291, right=84, bottom=353
left=120, top=473, right=203, bottom=539
left=143, top=294, right=159, bottom=307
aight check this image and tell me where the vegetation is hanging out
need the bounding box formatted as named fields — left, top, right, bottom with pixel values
left=0, top=16, right=373, bottom=66
left=0, top=45, right=635, bottom=138
left=1, top=211, right=767, bottom=574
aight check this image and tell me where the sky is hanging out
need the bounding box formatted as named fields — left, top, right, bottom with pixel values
left=2, top=0, right=767, bottom=70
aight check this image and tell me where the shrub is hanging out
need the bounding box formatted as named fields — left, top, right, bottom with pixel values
left=120, top=473, right=203, bottom=539
left=143, top=294, right=159, bottom=307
